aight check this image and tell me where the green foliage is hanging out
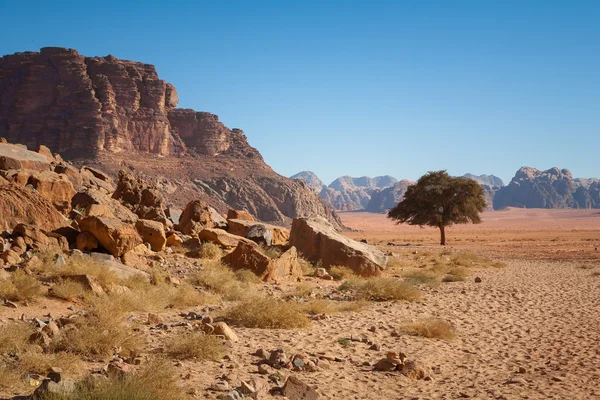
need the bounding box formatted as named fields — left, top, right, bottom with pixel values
left=388, top=171, right=486, bottom=245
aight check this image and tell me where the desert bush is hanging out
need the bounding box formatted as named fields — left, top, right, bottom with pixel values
left=386, top=257, right=412, bottom=269
left=260, top=245, right=283, bottom=259
left=31, top=253, right=120, bottom=288
left=400, top=318, right=455, bottom=340
left=196, top=242, right=223, bottom=260
left=0, top=321, right=33, bottom=354
left=165, top=333, right=227, bottom=361
left=235, top=269, right=261, bottom=284
left=37, top=359, right=186, bottom=400
left=299, top=299, right=366, bottom=315
left=298, top=257, right=316, bottom=276
left=328, top=265, right=356, bottom=281
left=450, top=252, right=505, bottom=268
left=50, top=280, right=88, bottom=301
left=442, top=274, right=466, bottom=282
left=403, top=270, right=440, bottom=287
left=339, top=278, right=421, bottom=302
left=291, top=282, right=315, bottom=298
left=0, top=269, right=43, bottom=301
left=225, top=296, right=310, bottom=329
left=189, top=262, right=255, bottom=301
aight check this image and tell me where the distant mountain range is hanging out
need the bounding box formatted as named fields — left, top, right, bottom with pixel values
left=291, top=169, right=600, bottom=211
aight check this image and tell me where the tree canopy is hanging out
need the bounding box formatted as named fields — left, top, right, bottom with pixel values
left=387, top=170, right=487, bottom=245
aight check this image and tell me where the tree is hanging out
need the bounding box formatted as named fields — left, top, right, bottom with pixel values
left=387, top=171, right=487, bottom=245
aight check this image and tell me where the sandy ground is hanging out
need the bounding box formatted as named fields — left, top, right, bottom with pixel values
left=2, top=208, right=599, bottom=399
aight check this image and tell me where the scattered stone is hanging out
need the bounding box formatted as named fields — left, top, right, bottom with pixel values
left=135, top=219, right=167, bottom=251
left=474, top=276, right=482, bottom=283
left=282, top=376, right=320, bottom=400
left=78, top=216, right=142, bottom=257
left=176, top=200, right=227, bottom=235
left=214, top=322, right=239, bottom=343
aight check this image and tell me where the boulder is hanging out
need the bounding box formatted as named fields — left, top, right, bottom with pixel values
left=28, top=171, right=76, bottom=213
left=213, top=322, right=239, bottom=342
left=222, top=241, right=303, bottom=282
left=78, top=216, right=142, bottom=257
left=199, top=228, right=254, bottom=249
left=166, top=233, right=183, bottom=247
left=76, top=231, right=99, bottom=251
left=121, top=244, right=154, bottom=271
left=0, top=143, right=51, bottom=171
left=135, top=219, right=166, bottom=252
left=36, top=145, right=55, bottom=162
left=245, top=224, right=273, bottom=246
left=176, top=200, right=227, bottom=235
left=226, top=209, right=255, bottom=222
left=289, top=217, right=386, bottom=277
left=282, top=376, right=320, bottom=400
left=71, top=188, right=138, bottom=223
left=13, top=224, right=69, bottom=252
left=0, top=184, right=66, bottom=231
left=227, top=219, right=290, bottom=245
left=112, top=171, right=171, bottom=226
left=3, top=169, right=31, bottom=186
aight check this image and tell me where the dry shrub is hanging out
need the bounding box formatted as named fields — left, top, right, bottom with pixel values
left=189, top=262, right=255, bottom=301
left=300, top=299, right=366, bottom=315
left=386, top=257, right=412, bottom=269
left=16, top=349, right=80, bottom=376
left=235, top=269, right=261, bottom=284
left=50, top=298, right=142, bottom=358
left=339, top=278, right=421, bottom=302
left=403, top=270, right=440, bottom=287
left=196, top=243, right=223, bottom=260
left=328, top=265, right=356, bottom=281
left=260, top=245, right=282, bottom=259
left=225, top=296, right=310, bottom=329
left=291, top=282, right=315, bottom=298
left=450, top=252, right=505, bottom=268
left=38, top=359, right=186, bottom=400
left=400, top=318, right=456, bottom=340
left=31, top=253, right=119, bottom=288
left=442, top=274, right=466, bottom=283
left=50, top=280, right=88, bottom=301
left=0, top=269, right=44, bottom=301
left=165, top=333, right=227, bottom=361
left=298, top=257, right=316, bottom=276
left=0, top=321, right=33, bottom=354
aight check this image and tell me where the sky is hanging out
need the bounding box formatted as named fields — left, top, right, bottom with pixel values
left=0, top=1, right=598, bottom=185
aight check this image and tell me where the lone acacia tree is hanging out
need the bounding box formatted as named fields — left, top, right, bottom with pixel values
left=387, top=171, right=487, bottom=245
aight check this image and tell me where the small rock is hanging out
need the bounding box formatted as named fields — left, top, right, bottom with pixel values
left=210, top=381, right=230, bottom=392
left=258, top=364, right=274, bottom=375
left=282, top=376, right=320, bottom=400
left=214, top=322, right=238, bottom=342
left=474, top=277, right=482, bottom=283
left=369, top=343, right=382, bottom=351
left=518, top=366, right=527, bottom=374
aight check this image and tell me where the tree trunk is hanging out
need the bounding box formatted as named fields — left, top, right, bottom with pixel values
left=439, top=225, right=446, bottom=246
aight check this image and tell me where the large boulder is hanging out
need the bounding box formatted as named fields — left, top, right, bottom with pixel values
left=78, top=216, right=142, bottom=257
left=12, top=224, right=69, bottom=252
left=28, top=171, right=77, bottom=213
left=0, top=184, right=66, bottom=231
left=71, top=188, right=138, bottom=223
left=222, top=241, right=303, bottom=282
left=199, top=228, right=254, bottom=249
left=135, top=219, right=166, bottom=251
left=226, top=209, right=255, bottom=222
left=176, top=200, right=227, bottom=235
left=289, top=217, right=387, bottom=277
left=0, top=143, right=51, bottom=171
left=227, top=219, right=290, bottom=245
left=112, top=171, right=171, bottom=226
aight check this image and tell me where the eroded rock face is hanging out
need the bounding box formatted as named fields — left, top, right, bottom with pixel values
left=0, top=184, right=66, bottom=231
left=289, top=217, right=387, bottom=277
left=112, top=171, right=170, bottom=225
left=176, top=200, right=227, bottom=235
left=78, top=216, right=142, bottom=257
left=0, top=143, right=51, bottom=171
left=366, top=180, right=413, bottom=212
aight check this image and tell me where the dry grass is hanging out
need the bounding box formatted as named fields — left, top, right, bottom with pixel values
left=386, top=257, right=411, bottom=269
left=299, top=257, right=316, bottom=276
left=50, top=280, right=88, bottom=301
left=339, top=277, right=422, bottom=302
left=0, top=269, right=44, bottom=301
left=300, top=299, right=366, bottom=314
left=165, top=333, right=227, bottom=361
left=442, top=274, right=466, bottom=282
left=225, top=296, right=310, bottom=329
left=328, top=265, right=356, bottom=281
left=235, top=269, right=262, bottom=284
left=196, top=242, right=223, bottom=260
left=403, top=270, right=440, bottom=287
left=0, top=321, right=33, bottom=354
left=37, top=359, right=186, bottom=400
left=189, top=261, right=256, bottom=301
left=400, top=318, right=456, bottom=340
left=259, top=245, right=283, bottom=259
left=30, top=253, right=119, bottom=288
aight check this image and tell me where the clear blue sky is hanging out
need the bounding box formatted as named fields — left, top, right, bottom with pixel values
left=1, top=1, right=598, bottom=185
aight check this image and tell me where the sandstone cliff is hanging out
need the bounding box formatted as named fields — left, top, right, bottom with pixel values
left=0, top=48, right=341, bottom=227
left=493, top=167, right=600, bottom=209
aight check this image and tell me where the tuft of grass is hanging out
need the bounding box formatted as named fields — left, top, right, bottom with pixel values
left=189, top=261, right=255, bottom=301
left=337, top=338, right=353, bottom=348
left=386, top=257, right=412, bottom=269
left=298, top=257, right=316, bottom=276
left=328, top=265, right=356, bottom=281
left=50, top=280, right=88, bottom=301
left=259, top=245, right=283, bottom=259
left=165, top=333, right=227, bottom=361
left=37, top=359, right=187, bottom=400
left=0, top=321, right=33, bottom=354
left=399, top=318, right=456, bottom=340
left=0, top=269, right=44, bottom=301
left=30, top=253, right=119, bottom=288
left=299, top=299, right=367, bottom=315
left=225, top=296, right=310, bottom=329
left=403, top=270, right=440, bottom=287
left=442, top=274, right=466, bottom=283
left=235, top=269, right=261, bottom=284
left=196, top=243, right=223, bottom=260
left=339, top=278, right=421, bottom=302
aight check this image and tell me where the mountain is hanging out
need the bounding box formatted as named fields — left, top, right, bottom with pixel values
left=290, top=171, right=326, bottom=193
left=0, top=47, right=341, bottom=227
left=493, top=167, right=600, bottom=209
left=320, top=175, right=398, bottom=211
left=463, top=173, right=504, bottom=187
left=365, top=180, right=413, bottom=212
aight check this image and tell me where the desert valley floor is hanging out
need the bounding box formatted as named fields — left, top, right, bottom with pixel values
left=1, top=208, right=599, bottom=399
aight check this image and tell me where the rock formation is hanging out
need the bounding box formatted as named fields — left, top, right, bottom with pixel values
left=462, top=173, right=504, bottom=188
left=290, top=171, right=326, bottom=193
left=0, top=48, right=342, bottom=228
left=493, top=167, right=600, bottom=209
left=365, top=180, right=413, bottom=212
left=319, top=175, right=398, bottom=211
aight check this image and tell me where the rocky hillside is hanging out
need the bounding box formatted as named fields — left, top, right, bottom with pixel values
left=290, top=171, right=325, bottom=193
left=463, top=173, right=504, bottom=188
left=0, top=48, right=341, bottom=227
left=493, top=167, right=600, bottom=209
left=365, top=180, right=413, bottom=212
